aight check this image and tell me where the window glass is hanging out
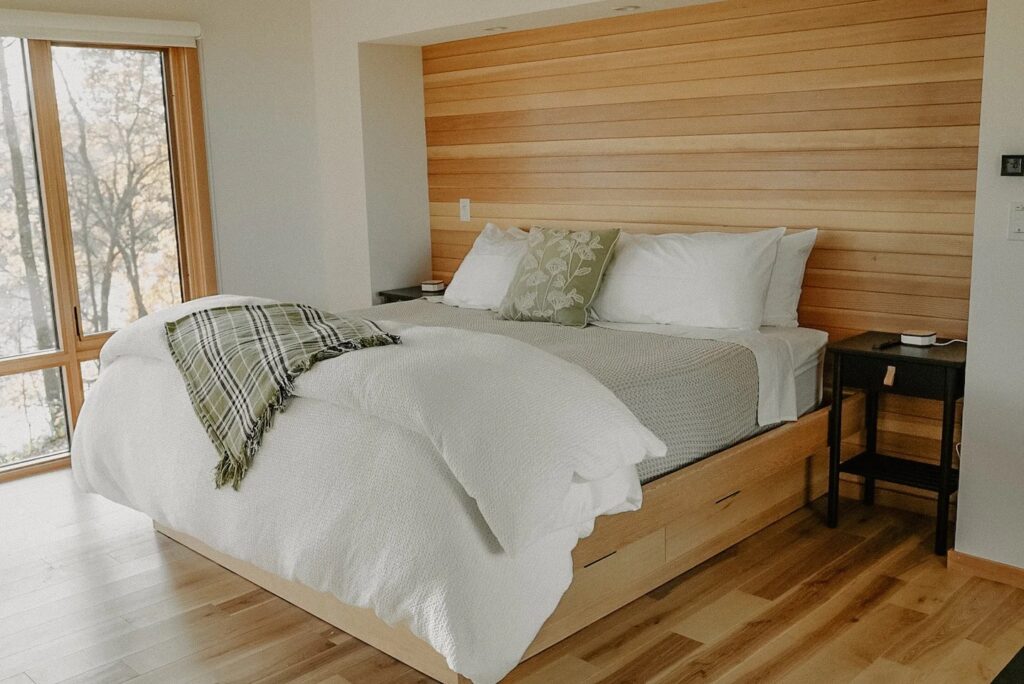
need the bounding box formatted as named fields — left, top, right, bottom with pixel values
left=53, top=45, right=182, bottom=336
left=0, top=37, right=58, bottom=360
left=0, top=367, right=68, bottom=467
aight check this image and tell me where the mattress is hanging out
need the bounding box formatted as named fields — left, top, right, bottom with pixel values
left=357, top=301, right=825, bottom=483
left=762, top=326, right=826, bottom=417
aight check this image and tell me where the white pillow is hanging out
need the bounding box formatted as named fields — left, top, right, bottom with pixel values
left=762, top=228, right=818, bottom=328
left=591, top=227, right=785, bottom=330
left=442, top=223, right=528, bottom=310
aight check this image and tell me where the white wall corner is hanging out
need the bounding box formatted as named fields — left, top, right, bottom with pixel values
left=358, top=43, right=432, bottom=298
left=956, top=0, right=1024, bottom=570
left=310, top=2, right=374, bottom=311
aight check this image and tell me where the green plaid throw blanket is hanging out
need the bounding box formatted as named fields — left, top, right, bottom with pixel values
left=165, top=303, right=400, bottom=489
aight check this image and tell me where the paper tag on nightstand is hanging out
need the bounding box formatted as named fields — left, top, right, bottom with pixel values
left=883, top=365, right=896, bottom=387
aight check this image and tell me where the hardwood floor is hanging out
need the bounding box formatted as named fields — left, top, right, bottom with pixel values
left=1, top=469, right=1022, bottom=683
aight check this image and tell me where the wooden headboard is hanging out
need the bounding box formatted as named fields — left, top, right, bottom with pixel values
left=423, top=0, right=983, bottom=343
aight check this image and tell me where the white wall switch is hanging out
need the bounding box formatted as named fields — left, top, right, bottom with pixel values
left=1010, top=202, right=1024, bottom=241
left=459, top=198, right=471, bottom=222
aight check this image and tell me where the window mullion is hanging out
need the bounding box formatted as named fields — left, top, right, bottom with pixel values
left=25, top=39, right=85, bottom=425
left=0, top=350, right=71, bottom=378
left=166, top=46, right=217, bottom=300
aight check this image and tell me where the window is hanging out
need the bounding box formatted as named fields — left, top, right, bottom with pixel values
left=0, top=37, right=214, bottom=472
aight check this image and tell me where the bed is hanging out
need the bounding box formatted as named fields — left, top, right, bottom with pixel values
left=354, top=300, right=828, bottom=484
left=72, top=296, right=861, bottom=683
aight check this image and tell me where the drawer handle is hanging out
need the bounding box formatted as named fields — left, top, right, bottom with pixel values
left=715, top=490, right=742, bottom=505
left=583, top=551, right=617, bottom=569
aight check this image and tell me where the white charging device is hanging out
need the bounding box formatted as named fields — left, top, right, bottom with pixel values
left=900, top=330, right=937, bottom=347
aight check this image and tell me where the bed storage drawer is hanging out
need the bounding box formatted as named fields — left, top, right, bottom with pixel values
left=666, top=450, right=827, bottom=562
left=527, top=528, right=666, bottom=658
left=559, top=529, right=666, bottom=616
left=571, top=402, right=859, bottom=570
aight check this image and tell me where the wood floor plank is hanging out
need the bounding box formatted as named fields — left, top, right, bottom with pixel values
left=738, top=530, right=863, bottom=600
left=55, top=660, right=138, bottom=684
left=25, top=602, right=240, bottom=684
left=811, top=604, right=927, bottom=681
left=671, top=589, right=772, bottom=644
left=211, top=629, right=336, bottom=684
left=883, top=577, right=1015, bottom=668
left=505, top=655, right=598, bottom=684
left=968, top=588, right=1024, bottom=647
left=849, top=657, right=919, bottom=683
left=648, top=524, right=915, bottom=683
left=528, top=509, right=823, bottom=673
left=121, top=573, right=257, bottom=628
left=120, top=600, right=319, bottom=676
left=334, top=648, right=431, bottom=684
left=978, top=613, right=1024, bottom=677
left=922, top=637, right=1000, bottom=683
left=3, top=471, right=1024, bottom=684
left=724, top=574, right=905, bottom=682
left=888, top=555, right=973, bottom=614
left=593, top=632, right=702, bottom=684
left=0, top=675, right=37, bottom=684
left=0, top=560, right=226, bottom=631
left=122, top=603, right=326, bottom=684
left=247, top=635, right=379, bottom=684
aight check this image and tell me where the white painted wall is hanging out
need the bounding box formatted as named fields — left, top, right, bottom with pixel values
left=358, top=43, right=431, bottom=294
left=955, top=0, right=1024, bottom=570
left=0, top=0, right=324, bottom=305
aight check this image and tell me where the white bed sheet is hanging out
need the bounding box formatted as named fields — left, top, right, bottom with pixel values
left=761, top=326, right=828, bottom=415
left=592, top=322, right=826, bottom=425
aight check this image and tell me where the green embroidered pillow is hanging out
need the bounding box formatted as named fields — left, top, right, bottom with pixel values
left=498, top=226, right=620, bottom=327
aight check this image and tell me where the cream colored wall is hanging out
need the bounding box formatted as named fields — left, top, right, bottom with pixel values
left=0, top=0, right=323, bottom=304
left=309, top=0, right=718, bottom=309
left=358, top=43, right=431, bottom=295
left=956, top=0, right=1024, bottom=570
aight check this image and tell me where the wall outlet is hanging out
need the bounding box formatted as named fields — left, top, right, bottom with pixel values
left=1010, top=202, right=1024, bottom=241
left=459, top=198, right=471, bottom=222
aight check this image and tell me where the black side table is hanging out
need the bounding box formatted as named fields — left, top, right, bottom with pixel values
left=827, top=331, right=966, bottom=555
left=378, top=286, right=444, bottom=304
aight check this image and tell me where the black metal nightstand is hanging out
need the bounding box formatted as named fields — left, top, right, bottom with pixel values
left=377, top=286, right=444, bottom=304
left=827, top=331, right=967, bottom=555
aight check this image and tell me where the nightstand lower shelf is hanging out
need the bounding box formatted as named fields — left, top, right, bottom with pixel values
left=840, top=452, right=959, bottom=494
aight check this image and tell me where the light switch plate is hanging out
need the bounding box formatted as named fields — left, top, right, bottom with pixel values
left=459, top=198, right=471, bottom=222
left=1010, top=202, right=1024, bottom=241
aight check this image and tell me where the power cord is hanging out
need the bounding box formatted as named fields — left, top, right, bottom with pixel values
left=933, top=339, right=967, bottom=347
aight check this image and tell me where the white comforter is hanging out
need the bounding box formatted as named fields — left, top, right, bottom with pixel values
left=72, top=295, right=666, bottom=683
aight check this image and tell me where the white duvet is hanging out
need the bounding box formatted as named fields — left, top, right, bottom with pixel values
left=72, top=296, right=666, bottom=683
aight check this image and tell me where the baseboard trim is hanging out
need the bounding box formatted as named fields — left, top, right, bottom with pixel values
left=948, top=549, right=1024, bottom=591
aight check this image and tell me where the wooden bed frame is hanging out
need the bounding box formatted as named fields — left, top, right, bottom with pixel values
left=156, top=392, right=864, bottom=683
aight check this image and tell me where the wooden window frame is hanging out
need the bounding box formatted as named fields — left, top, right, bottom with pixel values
left=0, top=39, right=216, bottom=478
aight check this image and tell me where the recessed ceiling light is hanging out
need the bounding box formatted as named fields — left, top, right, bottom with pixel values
left=614, top=5, right=641, bottom=11
left=483, top=26, right=508, bottom=32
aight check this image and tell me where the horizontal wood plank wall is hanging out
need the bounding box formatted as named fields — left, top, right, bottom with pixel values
left=422, top=0, right=983, bottom=508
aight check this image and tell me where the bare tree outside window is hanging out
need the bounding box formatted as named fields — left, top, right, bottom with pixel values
left=0, top=38, right=67, bottom=466
left=53, top=46, right=182, bottom=335
left=1, top=40, right=187, bottom=468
